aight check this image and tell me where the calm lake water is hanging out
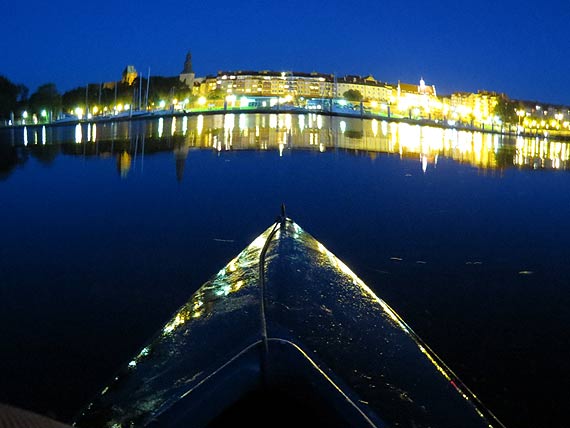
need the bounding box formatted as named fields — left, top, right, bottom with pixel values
left=1, top=113, right=569, bottom=428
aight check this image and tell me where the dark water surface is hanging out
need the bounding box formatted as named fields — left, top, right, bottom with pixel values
left=1, top=114, right=569, bottom=428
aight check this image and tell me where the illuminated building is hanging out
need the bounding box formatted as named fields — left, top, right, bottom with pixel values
left=449, top=90, right=501, bottom=122
left=398, top=78, right=436, bottom=97
left=515, top=101, right=570, bottom=132
left=396, top=78, right=440, bottom=116
left=336, top=75, right=394, bottom=102
left=122, top=65, right=138, bottom=86
left=197, top=70, right=335, bottom=99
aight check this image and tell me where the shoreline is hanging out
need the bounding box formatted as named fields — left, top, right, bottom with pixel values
left=1, top=107, right=563, bottom=141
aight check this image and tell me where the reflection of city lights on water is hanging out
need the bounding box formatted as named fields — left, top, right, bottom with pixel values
left=239, top=114, right=247, bottom=131
left=197, top=115, right=204, bottom=135
left=224, top=114, right=235, bottom=149
left=182, top=116, right=188, bottom=135
left=269, top=114, right=278, bottom=129
left=510, top=137, right=570, bottom=169
left=224, top=114, right=235, bottom=131
left=284, top=114, right=292, bottom=131
left=158, top=118, right=164, bottom=138
left=75, top=124, right=82, bottom=143
left=23, top=127, right=28, bottom=146
left=456, top=131, right=473, bottom=153
left=47, top=114, right=570, bottom=172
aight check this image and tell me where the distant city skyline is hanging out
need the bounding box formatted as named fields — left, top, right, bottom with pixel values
left=3, top=0, right=570, bottom=105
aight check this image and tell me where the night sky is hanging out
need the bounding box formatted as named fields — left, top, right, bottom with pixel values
left=2, top=0, right=570, bottom=105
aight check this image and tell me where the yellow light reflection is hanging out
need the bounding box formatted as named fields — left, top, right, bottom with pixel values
left=163, top=312, right=187, bottom=334
left=284, top=114, right=292, bottom=131
left=299, top=115, right=305, bottom=132
left=182, top=116, right=188, bottom=135
left=174, top=115, right=570, bottom=171
left=269, top=114, right=278, bottom=129
left=158, top=118, right=164, bottom=138
left=75, top=124, right=82, bottom=143
left=197, top=114, right=204, bottom=135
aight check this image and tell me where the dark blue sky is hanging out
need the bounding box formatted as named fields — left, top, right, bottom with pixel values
left=2, top=0, right=570, bottom=105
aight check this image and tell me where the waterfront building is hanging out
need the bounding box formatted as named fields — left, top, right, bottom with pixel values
left=336, top=75, right=394, bottom=102
left=396, top=78, right=440, bottom=117
left=196, top=70, right=335, bottom=99
left=449, top=90, right=501, bottom=122
left=122, top=65, right=138, bottom=85
left=516, top=100, right=570, bottom=131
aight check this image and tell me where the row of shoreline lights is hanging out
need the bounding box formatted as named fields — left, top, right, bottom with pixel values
left=517, top=109, right=570, bottom=130
left=17, top=98, right=570, bottom=132
left=19, top=109, right=49, bottom=124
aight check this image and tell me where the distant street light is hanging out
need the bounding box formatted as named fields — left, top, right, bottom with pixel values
left=555, top=113, right=563, bottom=129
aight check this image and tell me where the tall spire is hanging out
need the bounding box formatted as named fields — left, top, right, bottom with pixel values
left=182, top=52, right=193, bottom=74
left=419, top=77, right=426, bottom=93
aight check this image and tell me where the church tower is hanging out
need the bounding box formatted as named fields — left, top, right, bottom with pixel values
left=179, top=52, right=195, bottom=89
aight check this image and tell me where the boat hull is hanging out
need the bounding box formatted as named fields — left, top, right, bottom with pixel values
left=74, top=218, right=504, bottom=428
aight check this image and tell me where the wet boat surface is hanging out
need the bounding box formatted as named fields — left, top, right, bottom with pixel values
left=74, top=216, right=505, bottom=428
